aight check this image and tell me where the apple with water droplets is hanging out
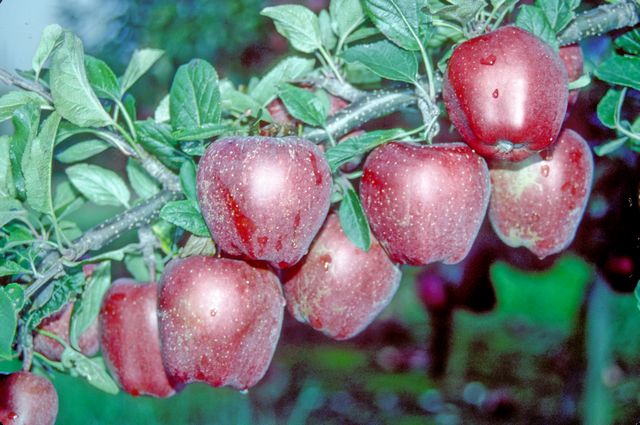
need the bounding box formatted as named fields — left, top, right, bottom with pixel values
left=0, top=371, right=58, bottom=425
left=100, top=279, right=175, bottom=398
left=283, top=213, right=401, bottom=340
left=359, top=142, right=490, bottom=265
left=489, top=129, right=594, bottom=259
left=197, top=136, right=332, bottom=268
left=443, top=26, right=568, bottom=161
left=158, top=256, right=285, bottom=391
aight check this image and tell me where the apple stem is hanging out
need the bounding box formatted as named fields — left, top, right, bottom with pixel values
left=558, top=0, right=640, bottom=46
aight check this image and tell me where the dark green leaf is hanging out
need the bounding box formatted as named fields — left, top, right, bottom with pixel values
left=70, top=262, right=110, bottom=350
left=49, top=31, right=113, bottom=127
left=123, top=94, right=136, bottom=120
left=635, top=281, right=640, bottom=311
left=53, top=181, right=83, bottom=218
left=0, top=91, right=49, bottom=123
left=27, top=272, right=85, bottom=330
left=594, top=137, right=628, bottom=157
left=0, top=136, right=15, bottom=199
left=596, top=88, right=623, bottom=130
left=180, top=161, right=198, bottom=202
left=319, top=10, right=337, bottom=50
left=55, top=139, right=110, bottom=163
left=261, top=5, right=323, bottom=53
left=126, top=159, right=160, bottom=200
left=344, top=62, right=382, bottom=84
left=615, top=29, right=640, bottom=55
left=341, top=40, right=418, bottom=83
left=136, top=120, right=187, bottom=171
left=330, top=0, right=366, bottom=38
left=160, top=200, right=210, bottom=237
left=5, top=284, right=25, bottom=312
left=515, top=5, right=558, bottom=50
left=279, top=84, right=327, bottom=127
left=66, top=164, right=131, bottom=208
left=172, top=123, right=230, bottom=141
left=84, top=55, right=120, bottom=101
left=595, top=54, right=640, bottom=91
left=0, top=261, right=26, bottom=278
left=535, top=0, right=579, bottom=33
left=339, top=186, right=371, bottom=251
left=344, top=26, right=381, bottom=44
left=10, top=103, right=41, bottom=201
left=120, top=48, right=164, bottom=95
left=169, top=59, right=221, bottom=132
left=180, top=140, right=206, bottom=156
left=21, top=112, right=61, bottom=214
left=61, top=349, right=119, bottom=394
left=250, top=57, right=315, bottom=105
left=0, top=288, right=17, bottom=360
left=362, top=0, right=421, bottom=51
left=0, top=199, right=26, bottom=229
left=325, top=129, right=403, bottom=172
left=32, top=24, right=64, bottom=79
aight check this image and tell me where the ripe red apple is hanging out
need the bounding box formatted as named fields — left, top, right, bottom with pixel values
left=559, top=44, right=584, bottom=110
left=443, top=26, right=568, bottom=162
left=99, top=279, right=175, bottom=398
left=197, top=136, right=332, bottom=268
left=0, top=371, right=58, bottom=425
left=489, top=129, right=594, bottom=259
left=360, top=142, right=490, bottom=265
left=33, top=302, right=99, bottom=361
left=158, top=256, right=285, bottom=390
left=282, top=213, right=401, bottom=340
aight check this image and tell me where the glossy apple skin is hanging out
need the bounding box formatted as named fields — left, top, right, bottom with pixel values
left=282, top=213, right=401, bottom=340
left=0, top=372, right=58, bottom=425
left=33, top=302, right=99, bottom=361
left=443, top=26, right=568, bottom=162
left=489, top=129, right=594, bottom=259
left=99, top=279, right=175, bottom=398
left=197, top=136, right=332, bottom=268
left=158, top=256, right=285, bottom=390
left=559, top=44, right=584, bottom=109
left=360, top=142, right=490, bottom=265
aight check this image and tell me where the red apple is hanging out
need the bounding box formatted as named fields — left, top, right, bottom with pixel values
left=99, top=279, right=175, bottom=398
left=360, top=142, right=490, bottom=265
left=197, top=136, right=332, bottom=268
left=158, top=256, right=285, bottom=390
left=489, top=129, right=594, bottom=259
left=282, top=213, right=401, bottom=340
left=33, top=302, right=99, bottom=361
left=443, top=26, right=568, bottom=162
left=0, top=371, right=58, bottom=425
left=559, top=44, right=584, bottom=110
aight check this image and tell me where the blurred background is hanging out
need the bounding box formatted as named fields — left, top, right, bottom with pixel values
left=1, top=0, right=639, bottom=424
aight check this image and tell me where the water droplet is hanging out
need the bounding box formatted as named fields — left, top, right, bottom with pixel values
left=531, top=212, right=540, bottom=222
left=480, top=54, right=496, bottom=65
left=540, top=165, right=550, bottom=177
left=8, top=412, right=18, bottom=420
left=209, top=309, right=217, bottom=317
left=492, top=89, right=499, bottom=98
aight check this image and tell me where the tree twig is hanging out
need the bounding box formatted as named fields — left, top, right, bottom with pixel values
left=559, top=1, right=640, bottom=46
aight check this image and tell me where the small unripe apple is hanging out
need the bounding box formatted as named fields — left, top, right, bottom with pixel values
left=359, top=142, right=490, bottom=265
left=559, top=44, right=584, bottom=110
left=283, top=213, right=401, bottom=339
left=33, top=302, right=99, bottom=361
left=489, top=129, right=594, bottom=259
left=197, top=136, right=332, bottom=268
left=443, top=26, right=568, bottom=161
left=0, top=371, right=58, bottom=425
left=100, top=279, right=175, bottom=398
left=158, top=256, right=285, bottom=390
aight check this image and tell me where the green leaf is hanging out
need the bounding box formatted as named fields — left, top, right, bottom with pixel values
left=0, top=136, right=15, bottom=199
left=0, top=261, right=26, bottom=278
left=123, top=94, right=137, bottom=121
left=180, top=161, right=197, bottom=202
left=120, top=48, right=164, bottom=95
left=278, top=84, right=327, bottom=127
left=180, top=140, right=206, bottom=156
left=220, top=81, right=266, bottom=119
left=70, top=262, right=110, bottom=350
left=53, top=181, right=83, bottom=218
left=21, top=112, right=61, bottom=214
left=595, top=54, right=640, bottom=91
left=341, top=40, right=418, bottom=83
left=593, top=137, right=628, bottom=157
left=635, top=281, right=640, bottom=311
left=325, top=129, right=403, bottom=172
left=515, top=5, right=558, bottom=50
left=535, top=0, right=579, bottom=33
left=61, top=349, right=119, bottom=394
left=84, top=55, right=120, bottom=101
left=32, top=24, right=63, bottom=79
left=66, top=164, right=131, bottom=208
left=136, top=120, right=187, bottom=170
left=319, top=10, right=337, bottom=50
left=171, top=123, right=230, bottom=141
left=49, top=31, right=113, bottom=127
left=154, top=94, right=170, bottom=123
left=330, top=0, right=365, bottom=38
left=160, top=200, right=210, bottom=237
left=10, top=103, right=41, bottom=201
left=170, top=59, right=221, bottom=132
left=250, top=57, right=315, bottom=105
left=596, top=88, right=623, bottom=130
left=0, top=91, right=49, bottom=123
left=124, top=253, right=164, bottom=282
left=362, top=0, right=421, bottom=51
left=126, top=159, right=160, bottom=200
left=261, top=5, right=323, bottom=53
left=339, top=186, right=371, bottom=251
left=27, top=272, right=85, bottom=330
left=0, top=199, right=26, bottom=229
left=55, top=139, right=110, bottom=163
left=5, top=284, right=25, bottom=312
left=345, top=62, right=382, bottom=84
left=615, top=29, right=640, bottom=56
left=59, top=220, right=82, bottom=241
left=0, top=288, right=17, bottom=360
